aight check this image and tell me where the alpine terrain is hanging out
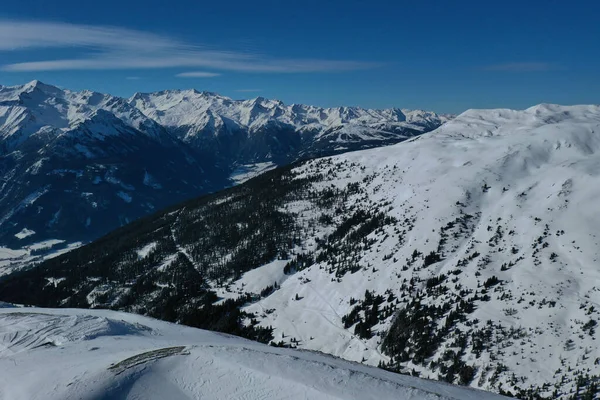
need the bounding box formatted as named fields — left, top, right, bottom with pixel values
left=2, top=104, right=600, bottom=398
left=0, top=80, right=449, bottom=274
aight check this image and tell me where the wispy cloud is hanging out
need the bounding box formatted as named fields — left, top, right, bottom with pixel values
left=0, top=20, right=379, bottom=73
left=126, top=76, right=142, bottom=80
left=235, top=89, right=262, bottom=92
left=482, top=62, right=557, bottom=72
left=176, top=71, right=221, bottom=78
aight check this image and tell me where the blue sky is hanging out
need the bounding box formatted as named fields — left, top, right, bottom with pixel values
left=0, top=0, right=598, bottom=113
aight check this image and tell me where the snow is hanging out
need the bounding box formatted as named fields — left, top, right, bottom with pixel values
left=48, top=208, right=61, bottom=227
left=26, top=158, right=47, bottom=175
left=117, top=191, right=133, bottom=203
left=156, top=253, right=178, bottom=272
left=143, top=171, right=162, bottom=189
left=215, top=259, right=289, bottom=301
left=0, top=241, right=80, bottom=276
left=0, top=247, right=28, bottom=274
left=0, top=81, right=166, bottom=151
left=137, top=242, right=157, bottom=259
left=14, top=228, right=35, bottom=240
left=1, top=80, right=448, bottom=155
left=27, top=239, right=65, bottom=251
left=230, top=162, right=276, bottom=184
left=45, top=277, right=66, bottom=287
left=0, top=186, right=50, bottom=226
left=0, top=308, right=508, bottom=400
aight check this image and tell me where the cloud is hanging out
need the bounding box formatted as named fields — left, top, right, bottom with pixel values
left=235, top=89, right=262, bottom=92
left=482, top=62, right=557, bottom=72
left=176, top=71, right=221, bottom=78
left=126, top=76, right=142, bottom=80
left=0, top=20, right=379, bottom=73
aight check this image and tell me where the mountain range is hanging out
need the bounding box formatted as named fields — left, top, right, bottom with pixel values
left=3, top=103, right=600, bottom=397
left=0, top=80, right=449, bottom=270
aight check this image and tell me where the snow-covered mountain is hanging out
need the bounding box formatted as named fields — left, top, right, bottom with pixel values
left=0, top=80, right=167, bottom=151
left=4, top=104, right=600, bottom=397
left=0, top=81, right=448, bottom=271
left=130, top=89, right=452, bottom=164
left=0, top=80, right=227, bottom=257
left=0, top=307, right=507, bottom=400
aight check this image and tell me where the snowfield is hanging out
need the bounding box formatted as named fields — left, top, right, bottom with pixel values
left=0, top=308, right=507, bottom=400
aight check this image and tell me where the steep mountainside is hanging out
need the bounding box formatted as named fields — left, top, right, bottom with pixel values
left=0, top=81, right=447, bottom=272
left=0, top=307, right=508, bottom=400
left=130, top=89, right=452, bottom=164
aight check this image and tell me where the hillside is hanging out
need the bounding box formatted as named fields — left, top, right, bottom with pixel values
left=2, top=104, right=600, bottom=397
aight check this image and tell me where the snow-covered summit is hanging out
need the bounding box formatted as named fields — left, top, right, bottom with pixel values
left=434, top=104, right=600, bottom=139
left=0, top=81, right=229, bottom=253
left=0, top=80, right=168, bottom=150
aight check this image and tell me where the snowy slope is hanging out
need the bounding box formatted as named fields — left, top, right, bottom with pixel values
left=0, top=307, right=508, bottom=400
left=237, top=104, right=600, bottom=397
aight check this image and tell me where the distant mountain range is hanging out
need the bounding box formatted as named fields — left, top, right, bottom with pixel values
left=0, top=80, right=450, bottom=258
left=130, top=89, right=452, bottom=164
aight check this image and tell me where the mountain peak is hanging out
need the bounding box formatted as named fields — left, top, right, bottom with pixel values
left=21, top=80, right=62, bottom=95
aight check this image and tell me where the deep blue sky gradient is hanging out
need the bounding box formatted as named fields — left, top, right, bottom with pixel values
left=0, top=0, right=598, bottom=113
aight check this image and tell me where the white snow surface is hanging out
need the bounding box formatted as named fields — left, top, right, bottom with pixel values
left=0, top=241, right=79, bottom=276
left=0, top=308, right=507, bottom=400
left=230, top=161, right=277, bottom=184
left=14, top=228, right=35, bottom=240
left=0, top=80, right=451, bottom=157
